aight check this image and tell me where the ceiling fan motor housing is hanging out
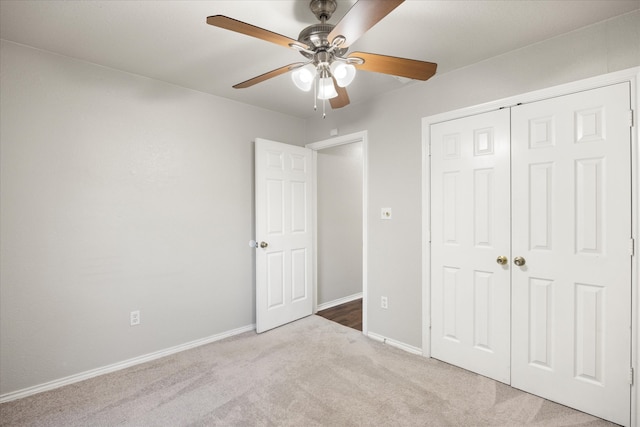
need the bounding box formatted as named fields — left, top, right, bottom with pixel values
left=298, top=24, right=347, bottom=60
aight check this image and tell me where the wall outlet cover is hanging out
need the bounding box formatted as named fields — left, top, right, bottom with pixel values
left=130, top=310, right=141, bottom=326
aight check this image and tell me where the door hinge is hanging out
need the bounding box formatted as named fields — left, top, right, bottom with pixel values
left=630, top=367, right=634, bottom=385
left=426, top=143, right=431, bottom=157
left=631, top=238, right=636, bottom=256
left=629, top=110, right=634, bottom=128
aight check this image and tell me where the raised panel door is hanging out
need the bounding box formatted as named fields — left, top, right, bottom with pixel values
left=431, top=109, right=511, bottom=384
left=511, top=83, right=631, bottom=426
left=256, top=139, right=313, bottom=333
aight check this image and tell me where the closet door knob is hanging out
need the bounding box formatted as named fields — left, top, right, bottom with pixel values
left=514, top=256, right=526, bottom=266
left=496, top=256, right=508, bottom=265
left=259, top=241, right=269, bottom=248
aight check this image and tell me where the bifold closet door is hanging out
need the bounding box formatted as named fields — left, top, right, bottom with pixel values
left=430, top=109, right=511, bottom=384
left=510, top=83, right=632, bottom=426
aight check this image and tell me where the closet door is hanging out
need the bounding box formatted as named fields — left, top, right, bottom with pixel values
left=511, top=83, right=632, bottom=426
left=430, top=109, right=511, bottom=384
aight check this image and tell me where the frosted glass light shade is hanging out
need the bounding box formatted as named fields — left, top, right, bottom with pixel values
left=317, top=77, right=338, bottom=99
left=330, top=62, right=356, bottom=87
left=291, top=64, right=316, bottom=92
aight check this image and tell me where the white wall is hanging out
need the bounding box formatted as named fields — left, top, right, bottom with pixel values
left=317, top=142, right=363, bottom=305
left=305, top=11, right=640, bottom=348
left=0, top=40, right=305, bottom=395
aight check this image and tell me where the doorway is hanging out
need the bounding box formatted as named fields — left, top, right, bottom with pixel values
left=307, top=131, right=368, bottom=333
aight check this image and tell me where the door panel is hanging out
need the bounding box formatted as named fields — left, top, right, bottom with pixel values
left=511, top=83, right=631, bottom=426
left=256, top=139, right=313, bottom=333
left=431, top=109, right=511, bottom=384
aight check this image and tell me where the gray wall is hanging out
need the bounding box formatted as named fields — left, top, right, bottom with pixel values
left=1, top=9, right=639, bottom=397
left=317, top=142, right=363, bottom=305
left=305, top=11, right=640, bottom=348
left=0, top=40, right=305, bottom=395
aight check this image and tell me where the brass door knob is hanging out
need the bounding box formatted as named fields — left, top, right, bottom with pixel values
left=496, top=256, right=508, bottom=265
left=514, top=256, right=526, bottom=266
left=260, top=241, right=268, bottom=248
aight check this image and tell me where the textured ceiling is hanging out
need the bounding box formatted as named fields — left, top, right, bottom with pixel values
left=1, top=0, right=638, bottom=118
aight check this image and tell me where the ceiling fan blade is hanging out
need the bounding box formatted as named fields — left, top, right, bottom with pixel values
left=233, top=63, right=306, bottom=89
left=328, top=0, right=404, bottom=48
left=207, top=15, right=310, bottom=50
left=349, top=52, right=437, bottom=81
left=330, top=78, right=350, bottom=109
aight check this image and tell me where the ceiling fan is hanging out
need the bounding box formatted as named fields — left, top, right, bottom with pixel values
left=206, top=0, right=437, bottom=116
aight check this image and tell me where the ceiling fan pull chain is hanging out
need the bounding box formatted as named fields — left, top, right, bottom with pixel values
left=313, top=77, right=318, bottom=111
left=323, top=97, right=326, bottom=119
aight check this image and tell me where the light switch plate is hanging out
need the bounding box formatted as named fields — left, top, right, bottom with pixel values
left=381, top=208, right=392, bottom=220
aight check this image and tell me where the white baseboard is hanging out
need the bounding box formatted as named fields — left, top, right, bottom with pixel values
left=367, top=331, right=422, bottom=356
left=316, top=292, right=363, bottom=312
left=0, top=323, right=256, bottom=404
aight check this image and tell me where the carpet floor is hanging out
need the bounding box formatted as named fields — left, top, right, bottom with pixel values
left=0, top=315, right=615, bottom=426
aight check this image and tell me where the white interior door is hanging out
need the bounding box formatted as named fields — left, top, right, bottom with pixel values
left=511, top=83, right=632, bottom=426
left=430, top=109, right=512, bottom=384
left=255, top=138, right=313, bottom=333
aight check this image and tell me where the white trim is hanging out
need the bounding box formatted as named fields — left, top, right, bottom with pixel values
left=424, top=67, right=640, bottom=127
left=306, top=131, right=369, bottom=335
left=306, top=131, right=368, bottom=151
left=632, top=70, right=639, bottom=427
left=421, top=115, right=432, bottom=358
left=0, top=323, right=255, bottom=404
left=367, top=332, right=423, bottom=356
left=316, top=292, right=363, bottom=312
left=311, top=149, right=318, bottom=313
left=422, top=66, right=640, bottom=426
left=362, top=137, right=369, bottom=336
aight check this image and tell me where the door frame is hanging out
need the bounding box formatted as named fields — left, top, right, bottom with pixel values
left=306, top=131, right=369, bottom=334
left=422, top=67, right=639, bottom=424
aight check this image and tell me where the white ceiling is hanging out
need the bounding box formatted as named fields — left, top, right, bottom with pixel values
left=1, top=0, right=638, bottom=119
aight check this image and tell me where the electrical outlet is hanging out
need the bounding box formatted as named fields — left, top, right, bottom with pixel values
left=130, top=310, right=140, bottom=326
left=381, top=296, right=388, bottom=309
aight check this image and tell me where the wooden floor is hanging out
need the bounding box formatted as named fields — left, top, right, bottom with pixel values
left=316, top=298, right=362, bottom=331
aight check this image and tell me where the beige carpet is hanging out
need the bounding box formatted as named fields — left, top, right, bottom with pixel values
left=0, top=315, right=615, bottom=426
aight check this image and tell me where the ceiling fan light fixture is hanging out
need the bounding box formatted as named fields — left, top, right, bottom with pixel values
left=208, top=0, right=439, bottom=116
left=330, top=62, right=356, bottom=87
left=317, top=76, right=338, bottom=100
left=291, top=64, right=316, bottom=91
